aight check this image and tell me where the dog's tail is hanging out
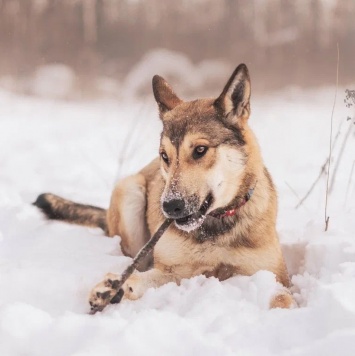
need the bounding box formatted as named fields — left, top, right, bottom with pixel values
left=33, top=193, right=107, bottom=232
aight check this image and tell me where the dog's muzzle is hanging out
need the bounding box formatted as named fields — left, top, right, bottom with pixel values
left=164, top=194, right=213, bottom=232
left=162, top=198, right=187, bottom=219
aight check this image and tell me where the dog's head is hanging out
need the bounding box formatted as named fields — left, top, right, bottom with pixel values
left=153, top=64, right=252, bottom=232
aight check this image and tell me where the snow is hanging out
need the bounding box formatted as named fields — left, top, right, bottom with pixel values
left=0, top=84, right=355, bottom=355
left=32, top=65, right=76, bottom=99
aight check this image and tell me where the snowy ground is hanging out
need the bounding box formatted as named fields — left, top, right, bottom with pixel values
left=0, top=86, right=355, bottom=356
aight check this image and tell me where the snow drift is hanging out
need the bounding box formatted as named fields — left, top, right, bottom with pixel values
left=0, top=85, right=355, bottom=355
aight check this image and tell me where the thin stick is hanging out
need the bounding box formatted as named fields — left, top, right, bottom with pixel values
left=89, top=218, right=173, bottom=314
left=295, top=118, right=344, bottom=209
left=345, top=160, right=355, bottom=207
left=285, top=181, right=308, bottom=210
left=296, top=162, right=327, bottom=209
left=325, top=43, right=339, bottom=232
left=329, top=123, right=353, bottom=193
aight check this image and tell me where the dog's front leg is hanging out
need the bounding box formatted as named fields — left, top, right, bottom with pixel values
left=89, top=268, right=178, bottom=310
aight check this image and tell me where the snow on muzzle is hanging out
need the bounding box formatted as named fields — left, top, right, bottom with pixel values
left=171, top=194, right=213, bottom=232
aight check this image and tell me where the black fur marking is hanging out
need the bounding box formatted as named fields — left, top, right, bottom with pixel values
left=162, top=102, right=245, bottom=150
left=105, top=279, right=120, bottom=289
left=99, top=291, right=111, bottom=300
left=152, top=75, right=182, bottom=115
left=33, top=193, right=59, bottom=220
left=231, top=80, right=245, bottom=115
left=220, top=122, right=246, bottom=147
left=33, top=193, right=107, bottom=232
left=214, top=63, right=250, bottom=119
left=110, top=289, right=124, bottom=304
left=171, top=206, right=245, bottom=243
left=172, top=172, right=257, bottom=244
left=162, top=120, right=187, bottom=150
left=111, top=280, right=120, bottom=290
left=203, top=263, right=239, bottom=281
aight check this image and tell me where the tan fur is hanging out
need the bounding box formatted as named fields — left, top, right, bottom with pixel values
left=107, top=173, right=149, bottom=257
left=34, top=193, right=107, bottom=231
left=88, top=65, right=293, bottom=310
left=34, top=64, right=294, bottom=310
left=270, top=290, right=296, bottom=309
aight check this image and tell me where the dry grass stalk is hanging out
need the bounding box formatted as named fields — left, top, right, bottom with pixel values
left=329, top=123, right=353, bottom=193
left=295, top=118, right=344, bottom=209
left=324, top=43, right=339, bottom=232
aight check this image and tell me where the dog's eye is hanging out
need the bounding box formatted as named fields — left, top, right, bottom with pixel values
left=193, top=146, right=208, bottom=159
left=160, top=151, right=169, bottom=164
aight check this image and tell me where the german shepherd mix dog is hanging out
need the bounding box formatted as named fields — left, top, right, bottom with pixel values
left=35, top=64, right=295, bottom=310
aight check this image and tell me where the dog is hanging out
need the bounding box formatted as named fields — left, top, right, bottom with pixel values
left=34, top=63, right=294, bottom=310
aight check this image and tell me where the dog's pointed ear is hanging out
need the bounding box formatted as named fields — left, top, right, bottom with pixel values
left=152, top=75, right=183, bottom=117
left=214, top=64, right=251, bottom=123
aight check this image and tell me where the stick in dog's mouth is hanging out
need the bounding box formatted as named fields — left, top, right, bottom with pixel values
left=89, top=218, right=173, bottom=314
left=89, top=196, right=215, bottom=314
left=174, top=194, right=213, bottom=231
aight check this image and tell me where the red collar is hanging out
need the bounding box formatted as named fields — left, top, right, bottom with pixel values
left=208, top=186, right=255, bottom=219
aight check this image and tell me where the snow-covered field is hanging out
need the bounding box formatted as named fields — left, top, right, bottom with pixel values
left=0, top=86, right=355, bottom=356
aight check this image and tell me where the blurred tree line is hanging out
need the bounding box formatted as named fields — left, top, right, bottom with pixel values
left=0, top=0, right=353, bottom=92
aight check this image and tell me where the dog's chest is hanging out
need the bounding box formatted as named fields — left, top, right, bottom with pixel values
left=153, top=229, right=247, bottom=277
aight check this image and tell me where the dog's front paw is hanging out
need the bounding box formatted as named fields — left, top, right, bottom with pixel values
left=88, top=273, right=123, bottom=313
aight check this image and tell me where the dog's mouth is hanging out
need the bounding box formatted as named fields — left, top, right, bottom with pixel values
left=174, top=194, right=213, bottom=232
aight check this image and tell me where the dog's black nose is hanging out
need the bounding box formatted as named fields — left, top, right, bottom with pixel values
left=162, top=199, right=186, bottom=218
